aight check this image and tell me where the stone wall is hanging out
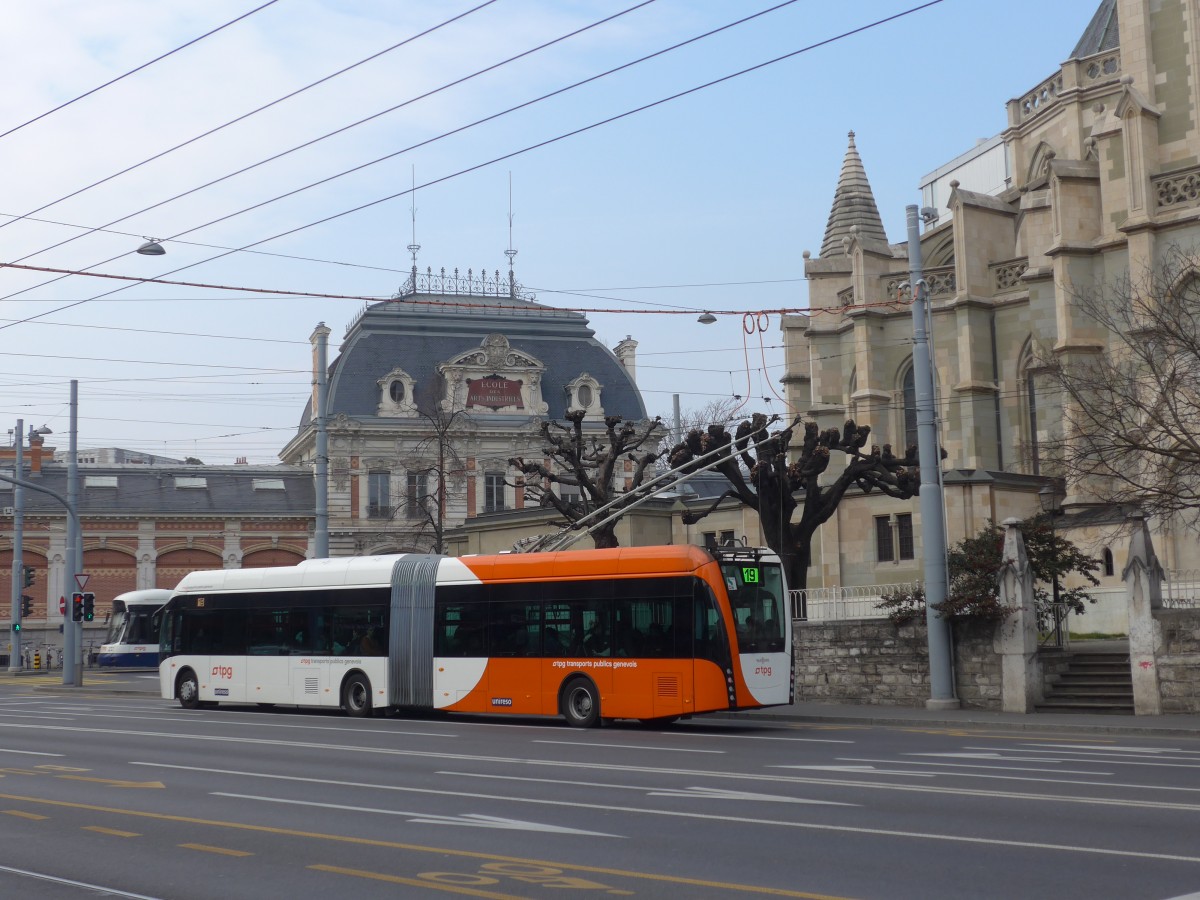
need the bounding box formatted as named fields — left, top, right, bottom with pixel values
left=793, top=618, right=1004, bottom=709
left=1155, top=609, right=1200, bottom=714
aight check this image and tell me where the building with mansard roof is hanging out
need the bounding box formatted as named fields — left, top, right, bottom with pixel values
left=279, top=263, right=651, bottom=556
left=783, top=0, right=1200, bottom=632
left=0, top=432, right=313, bottom=655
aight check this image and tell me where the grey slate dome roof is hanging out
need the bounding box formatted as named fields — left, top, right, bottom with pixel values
left=300, top=292, right=648, bottom=427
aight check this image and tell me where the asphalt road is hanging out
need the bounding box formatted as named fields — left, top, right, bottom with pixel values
left=1, top=678, right=1199, bottom=900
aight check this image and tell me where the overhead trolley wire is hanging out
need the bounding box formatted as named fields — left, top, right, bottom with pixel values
left=0, top=0, right=282, bottom=144
left=0, top=0, right=942, bottom=331
left=0, top=0, right=499, bottom=234
left=2, top=0, right=651, bottom=266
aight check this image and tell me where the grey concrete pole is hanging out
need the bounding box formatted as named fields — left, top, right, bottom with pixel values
left=9, top=419, right=23, bottom=672
left=62, top=381, right=82, bottom=685
left=906, top=205, right=958, bottom=709
left=312, top=323, right=331, bottom=558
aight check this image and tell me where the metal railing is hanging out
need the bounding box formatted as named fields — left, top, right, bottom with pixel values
left=1165, top=570, right=1200, bottom=608
left=792, top=582, right=920, bottom=622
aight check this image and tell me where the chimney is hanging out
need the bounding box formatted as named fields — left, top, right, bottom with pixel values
left=613, top=335, right=638, bottom=384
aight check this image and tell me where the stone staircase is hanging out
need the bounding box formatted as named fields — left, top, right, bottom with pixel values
left=1036, top=642, right=1134, bottom=714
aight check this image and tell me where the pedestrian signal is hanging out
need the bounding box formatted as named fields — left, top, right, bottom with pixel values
left=82, top=592, right=95, bottom=622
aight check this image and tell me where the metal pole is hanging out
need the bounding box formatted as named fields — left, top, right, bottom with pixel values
left=9, top=419, right=23, bottom=672
left=312, top=323, right=331, bottom=558
left=64, top=380, right=82, bottom=685
left=906, top=205, right=958, bottom=709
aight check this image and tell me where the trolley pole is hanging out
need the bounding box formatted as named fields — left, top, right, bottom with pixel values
left=906, top=205, right=958, bottom=709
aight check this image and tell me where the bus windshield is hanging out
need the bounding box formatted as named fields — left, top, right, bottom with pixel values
left=719, top=558, right=786, bottom=653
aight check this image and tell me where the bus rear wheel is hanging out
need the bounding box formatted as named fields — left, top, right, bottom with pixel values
left=178, top=670, right=200, bottom=711
left=562, top=677, right=600, bottom=728
left=342, top=673, right=372, bottom=718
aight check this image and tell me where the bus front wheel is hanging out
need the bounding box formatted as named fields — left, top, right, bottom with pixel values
left=178, top=670, right=201, bottom=711
left=342, top=673, right=372, bottom=718
left=562, top=677, right=600, bottom=728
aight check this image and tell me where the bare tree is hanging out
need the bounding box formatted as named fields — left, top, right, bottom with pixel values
left=667, top=413, right=919, bottom=590
left=510, top=410, right=664, bottom=549
left=383, top=405, right=475, bottom=554
left=1039, top=249, right=1200, bottom=525
left=656, top=396, right=745, bottom=469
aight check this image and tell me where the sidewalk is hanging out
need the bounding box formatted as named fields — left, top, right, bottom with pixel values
left=4, top=669, right=1198, bottom=736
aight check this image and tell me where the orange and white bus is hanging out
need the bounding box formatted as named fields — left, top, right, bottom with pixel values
left=158, top=544, right=792, bottom=727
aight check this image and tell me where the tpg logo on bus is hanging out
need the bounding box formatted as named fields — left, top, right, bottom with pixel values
left=211, top=665, right=234, bottom=680
left=753, top=656, right=772, bottom=678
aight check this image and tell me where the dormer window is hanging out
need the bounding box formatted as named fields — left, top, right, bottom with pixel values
left=377, top=367, right=417, bottom=417
left=565, top=373, right=603, bottom=416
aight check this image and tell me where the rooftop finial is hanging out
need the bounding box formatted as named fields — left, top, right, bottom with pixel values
left=504, top=171, right=518, bottom=299
left=848, top=130, right=856, bottom=146
left=407, top=165, right=420, bottom=272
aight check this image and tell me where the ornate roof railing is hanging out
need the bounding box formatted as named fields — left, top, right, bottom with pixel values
left=393, top=265, right=534, bottom=301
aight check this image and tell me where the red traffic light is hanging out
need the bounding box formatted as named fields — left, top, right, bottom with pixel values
left=71, top=592, right=84, bottom=622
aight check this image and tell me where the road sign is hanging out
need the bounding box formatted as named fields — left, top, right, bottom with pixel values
left=75, top=573, right=90, bottom=591
left=58, top=596, right=66, bottom=616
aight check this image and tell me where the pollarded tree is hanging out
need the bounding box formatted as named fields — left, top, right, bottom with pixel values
left=510, top=410, right=664, bottom=549
left=667, top=413, right=920, bottom=591
left=1039, top=248, right=1200, bottom=525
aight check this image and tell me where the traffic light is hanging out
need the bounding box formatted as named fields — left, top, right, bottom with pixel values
left=21, top=595, right=32, bottom=617
left=82, top=592, right=95, bottom=622
left=22, top=565, right=35, bottom=588
left=71, top=592, right=84, bottom=622
left=10, top=622, right=19, bottom=633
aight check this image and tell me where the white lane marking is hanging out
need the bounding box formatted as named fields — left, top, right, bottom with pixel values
left=1023, top=744, right=1199, bottom=754
left=911, top=752, right=1069, bottom=762
left=839, top=757, right=1112, bottom=777
left=965, top=745, right=1200, bottom=765
left=534, top=740, right=722, bottom=754
left=647, top=787, right=852, bottom=804
left=440, top=770, right=859, bottom=804
left=213, top=793, right=616, bottom=836
left=202, top=793, right=1200, bottom=866
left=783, top=765, right=933, bottom=777
left=0, top=714, right=77, bottom=721
left=0, top=749, right=64, bottom=757
left=0, top=863, right=162, bottom=898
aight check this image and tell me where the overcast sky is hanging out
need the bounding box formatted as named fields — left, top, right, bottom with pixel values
left=0, top=0, right=1100, bottom=464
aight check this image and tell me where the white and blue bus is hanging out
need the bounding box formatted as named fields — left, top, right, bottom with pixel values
left=97, top=589, right=172, bottom=668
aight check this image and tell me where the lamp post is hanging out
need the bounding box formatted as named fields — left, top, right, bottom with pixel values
left=1038, top=479, right=1067, bottom=645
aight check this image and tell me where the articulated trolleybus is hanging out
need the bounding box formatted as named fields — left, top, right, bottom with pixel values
left=98, top=589, right=173, bottom=668
left=159, top=544, right=792, bottom=726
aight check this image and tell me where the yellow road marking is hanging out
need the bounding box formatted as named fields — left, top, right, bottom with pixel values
left=310, top=865, right=529, bottom=899
left=0, top=791, right=854, bottom=899
left=58, top=775, right=165, bottom=789
left=37, top=765, right=91, bottom=772
left=84, top=825, right=140, bottom=837
left=181, top=843, right=253, bottom=857
left=4, top=809, right=48, bottom=820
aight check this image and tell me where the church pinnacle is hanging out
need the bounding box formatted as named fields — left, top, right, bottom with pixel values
left=819, top=131, right=889, bottom=258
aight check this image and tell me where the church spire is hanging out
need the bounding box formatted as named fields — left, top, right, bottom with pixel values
left=819, top=131, right=889, bottom=258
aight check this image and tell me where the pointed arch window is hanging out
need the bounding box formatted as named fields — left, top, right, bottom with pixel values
left=902, top=366, right=918, bottom=454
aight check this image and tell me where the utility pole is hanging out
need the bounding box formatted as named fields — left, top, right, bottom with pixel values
left=312, top=323, right=331, bottom=558
left=9, top=419, right=23, bottom=672
left=906, top=204, right=958, bottom=710
left=65, top=380, right=81, bottom=686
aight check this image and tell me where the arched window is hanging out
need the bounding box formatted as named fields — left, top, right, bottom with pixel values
left=902, top=366, right=918, bottom=453
left=1102, top=548, right=1115, bottom=577
left=1019, top=341, right=1041, bottom=475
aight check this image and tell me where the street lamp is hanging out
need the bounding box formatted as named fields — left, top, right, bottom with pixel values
left=1038, top=479, right=1067, bottom=644
left=696, top=312, right=717, bottom=325
left=136, top=238, right=166, bottom=256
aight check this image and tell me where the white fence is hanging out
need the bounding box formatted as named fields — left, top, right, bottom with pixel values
left=792, top=583, right=918, bottom=622
left=792, top=572, right=1200, bottom=627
